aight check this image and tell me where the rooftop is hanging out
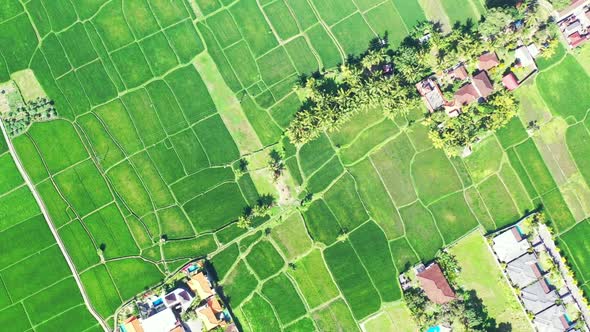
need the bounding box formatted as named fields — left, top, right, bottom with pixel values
left=502, top=73, right=519, bottom=91
left=534, top=305, right=571, bottom=332
left=521, top=279, right=559, bottom=314
left=506, top=253, right=543, bottom=288
left=416, top=78, right=445, bottom=111
left=472, top=71, right=494, bottom=99
left=140, top=308, right=181, bottom=332
left=478, top=52, right=500, bottom=71
left=187, top=272, right=214, bottom=300
left=454, top=83, right=479, bottom=106
left=492, top=226, right=530, bottom=263
left=416, top=263, right=456, bottom=304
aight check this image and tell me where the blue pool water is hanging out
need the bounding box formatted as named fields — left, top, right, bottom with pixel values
left=427, top=326, right=441, bottom=332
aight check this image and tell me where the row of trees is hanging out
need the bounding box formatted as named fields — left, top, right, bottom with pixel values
left=286, top=0, right=557, bottom=150
left=286, top=46, right=420, bottom=144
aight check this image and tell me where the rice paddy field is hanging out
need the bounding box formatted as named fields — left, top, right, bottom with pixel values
left=0, top=134, right=102, bottom=332
left=0, top=0, right=589, bottom=331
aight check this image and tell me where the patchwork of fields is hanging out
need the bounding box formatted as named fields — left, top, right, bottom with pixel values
left=0, top=134, right=102, bottom=332
left=0, top=0, right=589, bottom=331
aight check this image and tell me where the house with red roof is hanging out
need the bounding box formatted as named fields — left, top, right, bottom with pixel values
left=416, top=263, right=456, bottom=304
left=477, top=52, right=500, bottom=71
left=502, top=72, right=519, bottom=91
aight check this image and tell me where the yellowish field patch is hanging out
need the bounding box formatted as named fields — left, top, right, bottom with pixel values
left=11, top=69, right=46, bottom=102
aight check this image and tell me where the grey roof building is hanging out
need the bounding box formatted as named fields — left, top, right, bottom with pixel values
left=521, top=279, right=559, bottom=314
left=534, top=305, right=572, bottom=332
left=492, top=226, right=530, bottom=263
left=506, top=253, right=543, bottom=288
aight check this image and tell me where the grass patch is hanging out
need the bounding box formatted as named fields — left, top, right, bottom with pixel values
left=241, top=293, right=281, bottom=331
left=536, top=55, right=590, bottom=121
left=288, top=250, right=339, bottom=309
left=464, top=136, right=504, bottom=183
left=349, top=221, right=401, bottom=302
left=331, top=13, right=376, bottom=56
left=429, top=191, right=479, bottom=244
left=28, top=120, right=88, bottom=174
left=306, top=24, right=342, bottom=69
left=261, top=273, right=307, bottom=324
left=231, top=0, right=278, bottom=57
left=340, top=119, right=398, bottom=165
left=54, top=160, right=112, bottom=217
left=83, top=203, right=139, bottom=258
left=107, top=258, right=163, bottom=300
left=264, top=0, right=300, bottom=40
left=211, top=243, right=239, bottom=281
left=399, top=201, right=443, bottom=260
left=324, top=240, right=381, bottom=319
left=541, top=189, right=576, bottom=232
left=450, top=231, right=531, bottom=331
left=370, top=134, right=417, bottom=206
left=270, top=212, right=313, bottom=260
left=514, top=139, right=557, bottom=195
left=349, top=158, right=404, bottom=239
left=59, top=219, right=100, bottom=270
left=412, top=148, right=462, bottom=204
left=183, top=182, right=247, bottom=232
left=477, top=175, right=520, bottom=228
left=223, top=260, right=257, bottom=307
left=245, top=240, right=284, bottom=279
left=312, top=298, right=360, bottom=331
left=158, top=206, right=195, bottom=239
left=324, top=174, right=369, bottom=230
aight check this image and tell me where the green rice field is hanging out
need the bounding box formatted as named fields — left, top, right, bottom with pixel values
left=1, top=0, right=589, bottom=331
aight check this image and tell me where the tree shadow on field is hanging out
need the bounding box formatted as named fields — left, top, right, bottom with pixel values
left=486, top=0, right=520, bottom=8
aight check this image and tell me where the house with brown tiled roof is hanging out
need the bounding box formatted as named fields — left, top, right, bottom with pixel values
left=472, top=71, right=494, bottom=99
left=187, top=272, right=214, bottom=300
left=416, top=263, right=456, bottom=304
left=454, top=83, right=479, bottom=106
left=450, top=64, right=469, bottom=81
left=196, top=303, right=227, bottom=331
left=478, top=52, right=500, bottom=71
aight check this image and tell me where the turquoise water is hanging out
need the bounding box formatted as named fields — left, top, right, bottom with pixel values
left=427, top=326, right=441, bottom=332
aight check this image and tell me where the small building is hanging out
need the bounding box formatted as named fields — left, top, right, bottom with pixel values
left=477, top=52, right=500, bottom=71
left=187, top=272, right=214, bottom=300
left=521, top=279, right=559, bottom=314
left=141, top=308, right=183, bottom=332
left=416, top=78, right=446, bottom=112
left=506, top=253, right=544, bottom=288
left=492, top=226, right=530, bottom=263
left=502, top=73, right=519, bottom=91
left=515, top=45, right=536, bottom=68
left=534, top=305, right=572, bottom=332
left=454, top=83, right=479, bottom=106
left=472, top=71, right=494, bottom=99
left=449, top=64, right=469, bottom=81
left=416, top=263, right=456, bottom=304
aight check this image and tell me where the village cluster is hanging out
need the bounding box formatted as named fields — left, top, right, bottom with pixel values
left=400, top=213, right=589, bottom=332
left=117, top=260, right=235, bottom=332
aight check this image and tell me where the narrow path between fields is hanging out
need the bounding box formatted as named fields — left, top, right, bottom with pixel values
left=0, top=121, right=108, bottom=332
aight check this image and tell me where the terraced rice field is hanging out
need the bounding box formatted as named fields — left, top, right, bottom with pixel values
left=1, top=0, right=589, bottom=331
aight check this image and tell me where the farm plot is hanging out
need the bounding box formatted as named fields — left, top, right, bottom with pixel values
left=0, top=135, right=100, bottom=330
left=8, top=0, right=571, bottom=330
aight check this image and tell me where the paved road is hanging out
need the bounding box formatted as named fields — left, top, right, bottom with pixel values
left=538, top=224, right=590, bottom=330
left=0, top=121, right=109, bottom=332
